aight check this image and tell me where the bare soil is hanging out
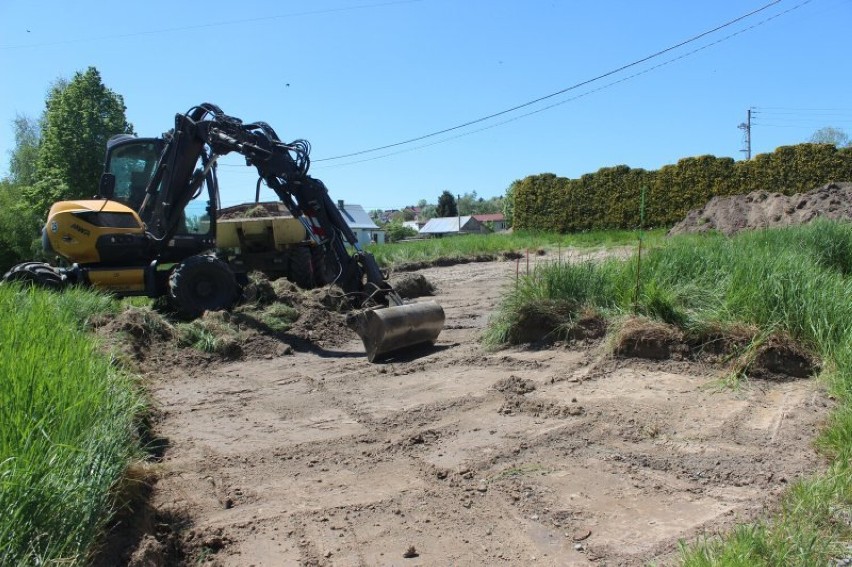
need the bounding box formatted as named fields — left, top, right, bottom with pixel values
left=669, top=182, right=852, bottom=236
left=106, top=251, right=831, bottom=566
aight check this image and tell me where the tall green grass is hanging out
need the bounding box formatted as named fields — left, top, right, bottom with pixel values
left=0, top=286, right=143, bottom=565
left=485, top=220, right=852, bottom=563
left=368, top=229, right=665, bottom=268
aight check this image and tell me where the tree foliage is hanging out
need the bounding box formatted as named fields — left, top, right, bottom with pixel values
left=0, top=181, right=42, bottom=271
left=31, top=67, right=133, bottom=213
left=456, top=190, right=504, bottom=216
left=419, top=204, right=438, bottom=220
left=810, top=126, right=850, bottom=148
left=384, top=221, right=418, bottom=243
left=436, top=190, right=458, bottom=217
left=8, top=115, right=40, bottom=187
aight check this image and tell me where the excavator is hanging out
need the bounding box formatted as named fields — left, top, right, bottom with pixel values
left=2, top=103, right=444, bottom=361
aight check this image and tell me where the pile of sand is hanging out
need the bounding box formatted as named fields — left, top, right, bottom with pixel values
left=669, top=182, right=852, bottom=236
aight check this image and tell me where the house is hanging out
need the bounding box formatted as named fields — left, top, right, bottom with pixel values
left=336, top=200, right=385, bottom=245
left=472, top=212, right=507, bottom=231
left=419, top=215, right=485, bottom=236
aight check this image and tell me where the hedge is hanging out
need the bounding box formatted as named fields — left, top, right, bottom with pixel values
left=513, top=144, right=852, bottom=232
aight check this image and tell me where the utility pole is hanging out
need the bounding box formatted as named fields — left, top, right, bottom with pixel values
left=457, top=194, right=461, bottom=232
left=738, top=108, right=752, bottom=160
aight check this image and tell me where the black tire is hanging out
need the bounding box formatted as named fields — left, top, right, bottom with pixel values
left=2, top=262, right=66, bottom=290
left=313, top=245, right=341, bottom=286
left=168, top=255, right=240, bottom=319
left=287, top=246, right=317, bottom=289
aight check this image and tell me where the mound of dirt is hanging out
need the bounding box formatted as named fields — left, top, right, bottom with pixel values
left=669, top=182, right=852, bottom=236
left=217, top=201, right=292, bottom=219
left=389, top=273, right=436, bottom=298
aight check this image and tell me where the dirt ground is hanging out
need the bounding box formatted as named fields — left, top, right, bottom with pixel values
left=111, top=249, right=832, bottom=567
left=669, top=182, right=852, bottom=236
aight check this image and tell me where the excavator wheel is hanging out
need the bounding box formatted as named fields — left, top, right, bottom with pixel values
left=168, top=255, right=240, bottom=319
left=287, top=247, right=318, bottom=289
left=313, top=245, right=342, bottom=286
left=2, top=262, right=66, bottom=290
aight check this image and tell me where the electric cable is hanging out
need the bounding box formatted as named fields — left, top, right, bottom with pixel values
left=315, top=0, right=814, bottom=169
left=314, top=0, right=795, bottom=162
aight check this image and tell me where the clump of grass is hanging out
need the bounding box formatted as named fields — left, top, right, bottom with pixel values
left=0, top=285, right=144, bottom=565
left=257, top=302, right=300, bottom=333
left=175, top=311, right=246, bottom=357
left=52, top=284, right=123, bottom=328
left=483, top=258, right=622, bottom=346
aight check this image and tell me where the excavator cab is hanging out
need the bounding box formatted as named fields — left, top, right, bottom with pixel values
left=102, top=135, right=163, bottom=210
left=101, top=134, right=217, bottom=263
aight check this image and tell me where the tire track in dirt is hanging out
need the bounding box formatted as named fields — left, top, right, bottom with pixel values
left=139, top=251, right=830, bottom=566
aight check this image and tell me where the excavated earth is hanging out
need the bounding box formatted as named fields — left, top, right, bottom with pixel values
left=669, top=182, right=852, bottom=236
left=97, top=248, right=834, bottom=567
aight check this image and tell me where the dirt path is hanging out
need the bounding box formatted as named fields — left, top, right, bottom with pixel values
left=139, top=252, right=829, bottom=566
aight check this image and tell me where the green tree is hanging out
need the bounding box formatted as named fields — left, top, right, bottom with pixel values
left=8, top=114, right=41, bottom=186
left=1, top=115, right=45, bottom=270
left=419, top=204, right=437, bottom=220
left=0, top=180, right=42, bottom=271
left=30, top=67, right=133, bottom=213
left=436, top=190, right=457, bottom=217
left=385, top=221, right=418, bottom=242
left=457, top=191, right=503, bottom=215
left=810, top=126, right=850, bottom=147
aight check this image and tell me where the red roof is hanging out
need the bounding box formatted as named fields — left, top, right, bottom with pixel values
left=472, top=213, right=505, bottom=222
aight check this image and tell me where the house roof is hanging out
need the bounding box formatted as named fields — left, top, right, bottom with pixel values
left=419, top=216, right=478, bottom=234
left=339, top=203, right=380, bottom=230
left=472, top=213, right=505, bottom=222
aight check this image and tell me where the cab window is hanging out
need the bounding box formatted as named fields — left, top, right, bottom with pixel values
left=106, top=142, right=162, bottom=209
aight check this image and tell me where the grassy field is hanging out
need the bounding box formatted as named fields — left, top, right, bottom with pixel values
left=485, top=220, right=852, bottom=565
left=368, top=228, right=666, bottom=268
left=0, top=286, right=143, bottom=565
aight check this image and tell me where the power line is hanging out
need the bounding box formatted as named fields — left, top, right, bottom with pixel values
left=314, top=0, right=795, bottom=162
left=754, top=106, right=852, bottom=112
left=0, top=0, right=424, bottom=50
left=314, top=1, right=812, bottom=169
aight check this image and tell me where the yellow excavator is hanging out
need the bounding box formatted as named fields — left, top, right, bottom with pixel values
left=2, top=103, right=444, bottom=361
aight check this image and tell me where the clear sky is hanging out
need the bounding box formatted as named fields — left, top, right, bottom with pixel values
left=1, top=0, right=851, bottom=211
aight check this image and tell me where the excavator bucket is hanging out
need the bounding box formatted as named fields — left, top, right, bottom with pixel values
left=348, top=301, right=445, bottom=362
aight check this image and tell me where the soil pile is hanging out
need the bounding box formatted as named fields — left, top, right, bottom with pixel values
left=669, top=182, right=852, bottom=236
left=217, top=201, right=292, bottom=219
left=389, top=273, right=436, bottom=298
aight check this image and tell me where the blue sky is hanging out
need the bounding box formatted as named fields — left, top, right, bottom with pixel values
left=1, top=0, right=851, bottom=211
